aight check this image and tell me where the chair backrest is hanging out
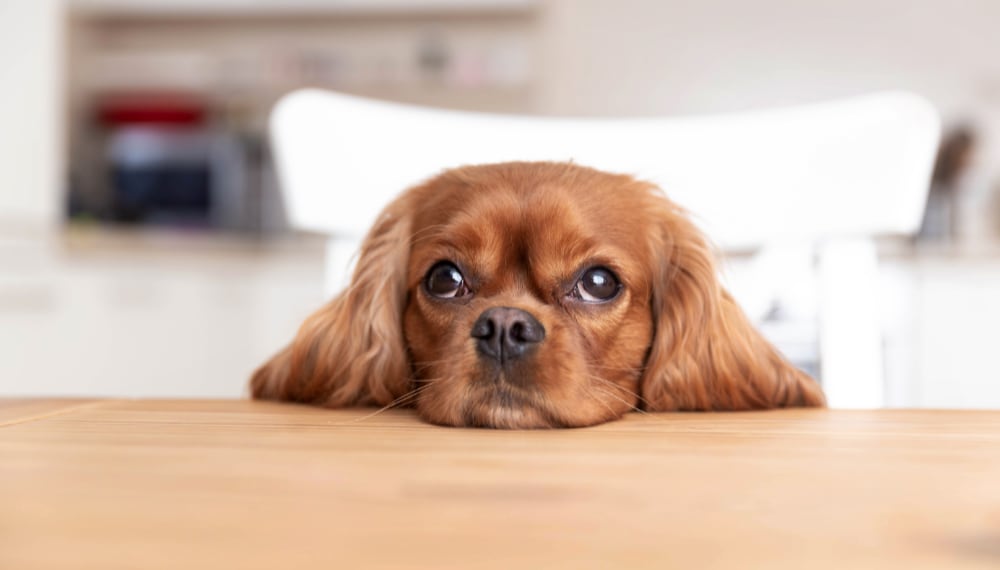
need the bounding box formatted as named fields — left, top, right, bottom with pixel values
left=270, top=89, right=940, bottom=251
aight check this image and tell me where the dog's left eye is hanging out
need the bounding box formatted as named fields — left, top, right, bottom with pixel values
left=571, top=267, right=621, bottom=303
left=425, top=262, right=470, bottom=299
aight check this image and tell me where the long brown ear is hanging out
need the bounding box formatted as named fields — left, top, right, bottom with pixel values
left=250, top=198, right=413, bottom=407
left=640, top=195, right=826, bottom=411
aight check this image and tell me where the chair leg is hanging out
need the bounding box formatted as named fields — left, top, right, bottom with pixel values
left=817, top=237, right=885, bottom=408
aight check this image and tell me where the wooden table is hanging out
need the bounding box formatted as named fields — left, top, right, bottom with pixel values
left=1, top=399, right=998, bottom=569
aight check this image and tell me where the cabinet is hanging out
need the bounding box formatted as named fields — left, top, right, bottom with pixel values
left=883, top=252, right=1000, bottom=408
left=0, top=230, right=326, bottom=397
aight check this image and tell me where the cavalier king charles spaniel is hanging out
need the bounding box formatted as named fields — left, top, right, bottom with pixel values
left=251, top=162, right=825, bottom=428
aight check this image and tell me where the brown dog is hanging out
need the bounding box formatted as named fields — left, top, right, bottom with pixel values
left=251, top=162, right=825, bottom=428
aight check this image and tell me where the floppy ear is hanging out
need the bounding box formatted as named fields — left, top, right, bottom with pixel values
left=640, top=195, right=826, bottom=411
left=250, top=197, right=413, bottom=407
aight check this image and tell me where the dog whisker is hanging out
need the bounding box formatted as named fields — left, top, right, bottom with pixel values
left=586, top=374, right=654, bottom=410
left=590, top=383, right=647, bottom=415
left=584, top=386, right=621, bottom=419
left=335, top=381, right=439, bottom=425
left=412, top=358, right=458, bottom=370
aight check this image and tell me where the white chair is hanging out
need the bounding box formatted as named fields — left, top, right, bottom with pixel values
left=269, top=89, right=940, bottom=409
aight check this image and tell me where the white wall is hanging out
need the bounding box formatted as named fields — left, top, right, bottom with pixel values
left=0, top=1, right=63, bottom=230
left=538, top=0, right=1000, bottom=176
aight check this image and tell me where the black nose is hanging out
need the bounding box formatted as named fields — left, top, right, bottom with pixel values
left=471, top=307, right=545, bottom=364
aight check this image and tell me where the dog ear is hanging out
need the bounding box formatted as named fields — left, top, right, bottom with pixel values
left=639, top=194, right=826, bottom=411
left=250, top=197, right=413, bottom=407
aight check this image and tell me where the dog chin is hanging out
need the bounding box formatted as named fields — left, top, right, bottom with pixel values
left=449, top=384, right=609, bottom=429
left=464, top=403, right=551, bottom=429
left=409, top=377, right=545, bottom=429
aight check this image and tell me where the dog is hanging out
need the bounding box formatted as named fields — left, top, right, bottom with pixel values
left=251, top=161, right=825, bottom=428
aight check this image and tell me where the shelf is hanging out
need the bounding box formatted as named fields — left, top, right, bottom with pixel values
left=877, top=237, right=1000, bottom=261
left=60, top=223, right=325, bottom=261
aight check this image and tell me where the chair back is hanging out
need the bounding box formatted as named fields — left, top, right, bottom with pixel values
left=270, top=89, right=940, bottom=251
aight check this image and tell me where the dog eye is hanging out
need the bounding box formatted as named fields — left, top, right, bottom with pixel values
left=572, top=267, right=621, bottom=302
left=424, top=262, right=470, bottom=299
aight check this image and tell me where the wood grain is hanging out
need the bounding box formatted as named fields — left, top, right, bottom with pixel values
left=1, top=400, right=998, bottom=569
left=0, top=398, right=103, bottom=427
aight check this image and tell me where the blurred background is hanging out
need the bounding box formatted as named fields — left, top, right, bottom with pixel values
left=1, top=0, right=998, bottom=406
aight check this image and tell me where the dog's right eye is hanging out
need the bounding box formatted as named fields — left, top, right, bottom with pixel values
left=424, top=262, right=470, bottom=299
left=569, top=266, right=621, bottom=303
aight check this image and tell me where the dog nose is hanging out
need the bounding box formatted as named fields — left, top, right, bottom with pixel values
left=471, top=307, right=545, bottom=364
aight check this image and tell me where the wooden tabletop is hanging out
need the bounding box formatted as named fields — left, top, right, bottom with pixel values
left=1, top=399, right=998, bottom=569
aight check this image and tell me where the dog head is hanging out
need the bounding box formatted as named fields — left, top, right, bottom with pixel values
left=251, top=162, right=825, bottom=428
